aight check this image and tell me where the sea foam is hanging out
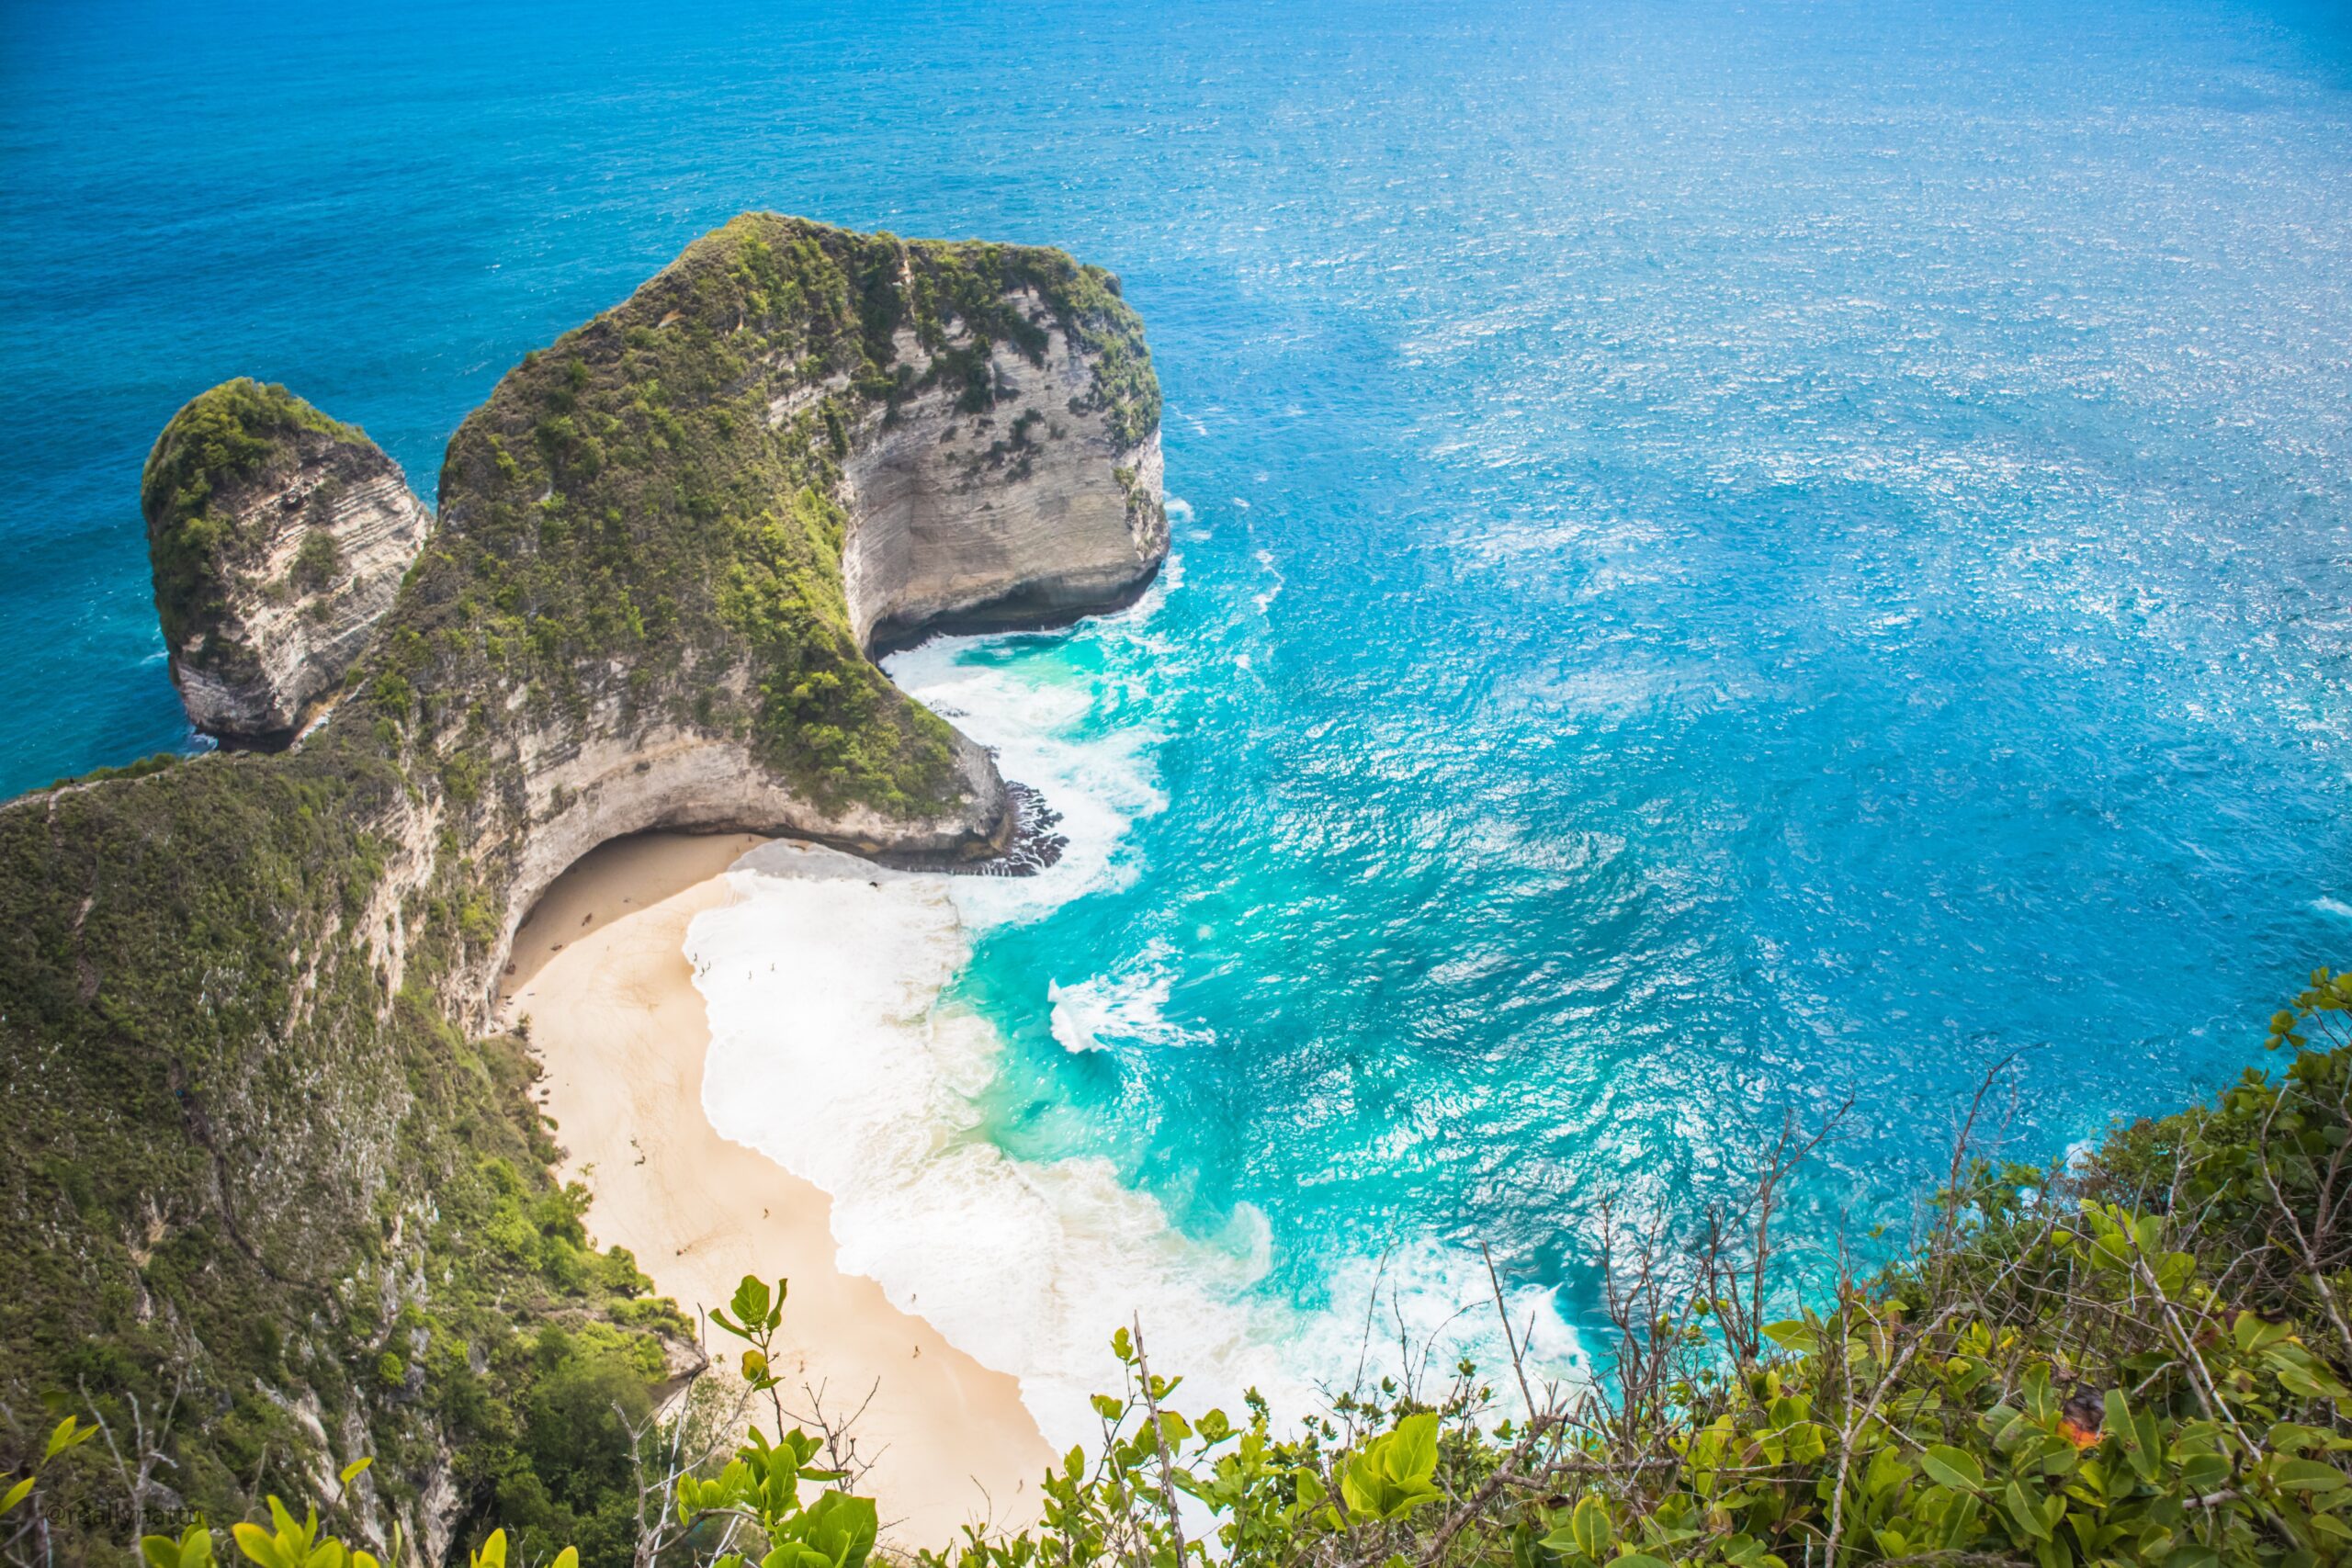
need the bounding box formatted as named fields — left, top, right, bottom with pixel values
left=690, top=552, right=1579, bottom=1450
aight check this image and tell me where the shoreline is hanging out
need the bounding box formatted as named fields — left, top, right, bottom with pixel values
left=499, top=830, right=1055, bottom=1545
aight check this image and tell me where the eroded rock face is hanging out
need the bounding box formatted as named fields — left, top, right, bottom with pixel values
left=143, top=378, right=430, bottom=739
left=842, top=304, right=1169, bottom=649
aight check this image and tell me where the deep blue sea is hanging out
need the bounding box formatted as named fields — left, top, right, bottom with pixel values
left=7, top=0, right=2352, bottom=1418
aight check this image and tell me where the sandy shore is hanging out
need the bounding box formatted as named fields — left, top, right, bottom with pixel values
left=499, top=831, right=1054, bottom=1546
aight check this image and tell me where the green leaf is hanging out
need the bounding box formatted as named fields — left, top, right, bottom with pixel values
left=796, top=1491, right=877, bottom=1568
left=2273, top=1359, right=2345, bottom=1400
left=469, top=1529, right=508, bottom=1568
left=551, top=1552, right=578, bottom=1568
left=1863, top=1447, right=1912, bottom=1499
left=1922, top=1445, right=1986, bottom=1494
left=1762, top=1320, right=1820, bottom=1355
left=1, top=1477, right=33, bottom=1519
left=2006, top=1480, right=2052, bottom=1541
left=231, top=1524, right=285, bottom=1568
left=1610, top=1556, right=1673, bottom=1568
left=1572, top=1496, right=1614, bottom=1558
left=338, top=1458, right=372, bottom=1487
left=2235, top=1312, right=2290, bottom=1355
left=729, top=1278, right=772, bottom=1332
left=2181, top=1452, right=2231, bottom=1491
left=43, top=1418, right=92, bottom=1462
left=2272, top=1458, right=2348, bottom=1493
left=1340, top=1413, right=1443, bottom=1520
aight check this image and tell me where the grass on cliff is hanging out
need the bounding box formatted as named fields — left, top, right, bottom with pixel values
left=0, top=745, right=693, bottom=1565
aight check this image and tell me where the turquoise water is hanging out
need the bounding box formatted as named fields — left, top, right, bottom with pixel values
left=6, top=0, right=2352, bottom=1378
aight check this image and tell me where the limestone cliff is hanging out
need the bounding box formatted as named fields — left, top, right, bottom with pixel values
left=144, top=379, right=432, bottom=739
left=0, top=215, right=1162, bottom=1559
left=842, top=300, right=1166, bottom=649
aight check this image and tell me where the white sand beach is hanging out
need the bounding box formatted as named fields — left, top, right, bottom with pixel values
left=499, top=831, right=1054, bottom=1547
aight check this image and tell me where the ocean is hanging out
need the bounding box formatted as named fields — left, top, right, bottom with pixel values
left=6, top=0, right=2350, bottom=1443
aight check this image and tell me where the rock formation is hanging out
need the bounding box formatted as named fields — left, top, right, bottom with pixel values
left=143, top=379, right=432, bottom=739
left=0, top=214, right=1162, bottom=1559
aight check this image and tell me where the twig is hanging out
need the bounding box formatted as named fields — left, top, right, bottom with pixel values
left=1479, top=1243, right=1539, bottom=1424
left=1130, top=1316, right=1187, bottom=1565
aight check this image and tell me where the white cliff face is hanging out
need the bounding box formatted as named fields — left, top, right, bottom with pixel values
left=841, top=302, right=1169, bottom=651
left=169, top=434, right=431, bottom=739
left=481, top=698, right=1006, bottom=981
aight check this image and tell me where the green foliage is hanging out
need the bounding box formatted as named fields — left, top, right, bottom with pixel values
left=140, top=1522, right=218, bottom=1568
left=481, top=1324, right=662, bottom=1565
left=51, top=750, right=184, bottom=789
left=230, top=1497, right=380, bottom=1568
left=19, top=971, right=2352, bottom=1568
left=1338, top=1413, right=1442, bottom=1520
left=0, top=737, right=688, bottom=1562
left=291, top=527, right=343, bottom=593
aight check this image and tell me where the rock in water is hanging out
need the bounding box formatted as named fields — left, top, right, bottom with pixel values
left=141, top=378, right=430, bottom=739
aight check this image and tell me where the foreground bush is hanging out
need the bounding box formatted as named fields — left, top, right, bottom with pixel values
left=9, top=969, right=2349, bottom=1568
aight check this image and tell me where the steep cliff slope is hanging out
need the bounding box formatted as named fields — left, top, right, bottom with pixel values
left=0, top=214, right=1162, bottom=1560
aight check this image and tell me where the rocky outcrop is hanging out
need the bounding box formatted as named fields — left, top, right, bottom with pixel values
left=142, top=379, right=430, bottom=739
left=404, top=220, right=1165, bottom=978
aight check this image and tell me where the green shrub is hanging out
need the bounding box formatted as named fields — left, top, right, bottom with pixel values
left=292, top=527, right=343, bottom=592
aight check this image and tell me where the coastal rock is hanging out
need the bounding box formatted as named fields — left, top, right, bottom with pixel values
left=419, top=218, right=1165, bottom=956
left=142, top=379, right=430, bottom=739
